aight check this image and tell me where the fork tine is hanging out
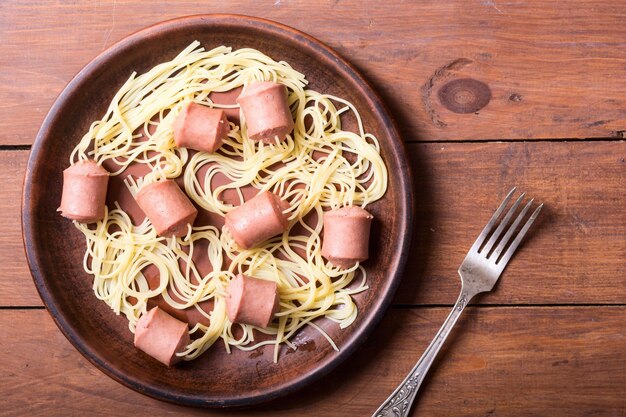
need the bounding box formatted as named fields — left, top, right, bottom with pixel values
left=495, top=203, right=543, bottom=269
left=491, top=198, right=534, bottom=261
left=481, top=192, right=525, bottom=256
left=469, top=187, right=517, bottom=253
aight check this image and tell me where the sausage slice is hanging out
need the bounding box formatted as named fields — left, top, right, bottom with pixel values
left=135, top=179, right=198, bottom=237
left=236, top=81, right=294, bottom=143
left=321, top=206, right=373, bottom=268
left=58, top=159, right=109, bottom=223
left=225, top=274, right=279, bottom=328
left=173, top=102, right=229, bottom=153
left=224, top=191, right=288, bottom=249
left=134, top=307, right=190, bottom=366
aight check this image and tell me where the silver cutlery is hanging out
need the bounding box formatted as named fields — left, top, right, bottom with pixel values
left=373, top=187, right=543, bottom=417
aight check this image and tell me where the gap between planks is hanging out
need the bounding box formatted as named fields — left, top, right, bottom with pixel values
left=0, top=137, right=625, bottom=151
left=3, top=304, right=626, bottom=310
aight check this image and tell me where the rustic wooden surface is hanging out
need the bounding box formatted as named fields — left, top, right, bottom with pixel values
left=2, top=1, right=625, bottom=416
left=2, top=308, right=624, bottom=416
left=5, top=0, right=626, bottom=145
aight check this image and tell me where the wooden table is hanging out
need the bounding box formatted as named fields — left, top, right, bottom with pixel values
left=2, top=1, right=625, bottom=416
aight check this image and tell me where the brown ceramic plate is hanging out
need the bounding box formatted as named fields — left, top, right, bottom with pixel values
left=22, top=15, right=413, bottom=407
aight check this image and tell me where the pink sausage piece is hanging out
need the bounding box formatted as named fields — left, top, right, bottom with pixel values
left=225, top=274, right=279, bottom=328
left=135, top=180, right=198, bottom=238
left=58, top=159, right=109, bottom=223
left=173, top=102, right=229, bottom=153
left=236, top=81, right=294, bottom=143
left=321, top=206, right=373, bottom=268
left=134, top=306, right=190, bottom=366
left=225, top=191, right=288, bottom=249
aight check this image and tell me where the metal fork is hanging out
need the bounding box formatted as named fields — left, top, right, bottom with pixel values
left=373, top=187, right=543, bottom=417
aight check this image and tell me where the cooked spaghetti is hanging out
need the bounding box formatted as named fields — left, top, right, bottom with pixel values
left=70, top=41, right=388, bottom=362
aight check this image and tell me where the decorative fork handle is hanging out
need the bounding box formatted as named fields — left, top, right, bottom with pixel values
left=373, top=289, right=475, bottom=417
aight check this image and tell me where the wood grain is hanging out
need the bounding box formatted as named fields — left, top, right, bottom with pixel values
left=402, top=140, right=626, bottom=305
left=0, top=151, right=36, bottom=306
left=4, top=1, right=626, bottom=145
left=3, top=4, right=625, bottom=413
left=4, top=140, right=625, bottom=307
left=1, top=308, right=624, bottom=416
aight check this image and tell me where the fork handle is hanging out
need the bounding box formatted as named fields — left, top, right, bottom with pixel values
left=372, top=289, right=475, bottom=417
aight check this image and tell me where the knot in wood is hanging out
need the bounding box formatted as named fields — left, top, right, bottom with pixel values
left=437, top=78, right=491, bottom=114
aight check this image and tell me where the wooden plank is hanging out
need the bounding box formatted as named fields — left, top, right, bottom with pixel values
left=4, top=140, right=625, bottom=306
left=1, top=307, right=624, bottom=416
left=0, top=151, right=39, bottom=306
left=401, top=140, right=626, bottom=305
left=4, top=1, right=626, bottom=145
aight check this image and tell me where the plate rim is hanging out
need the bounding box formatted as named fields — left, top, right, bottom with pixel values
left=21, top=14, right=414, bottom=408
